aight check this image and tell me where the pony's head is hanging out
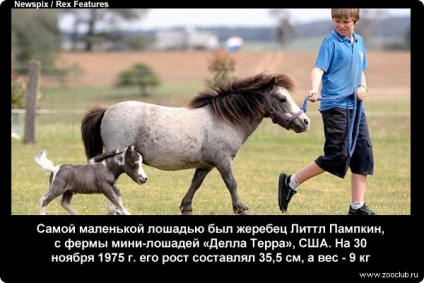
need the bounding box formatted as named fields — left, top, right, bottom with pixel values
left=123, top=145, right=148, bottom=185
left=91, top=146, right=148, bottom=184
left=188, top=72, right=310, bottom=133
left=264, top=74, right=310, bottom=132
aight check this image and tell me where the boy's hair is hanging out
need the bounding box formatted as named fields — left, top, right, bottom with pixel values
left=331, top=9, right=360, bottom=22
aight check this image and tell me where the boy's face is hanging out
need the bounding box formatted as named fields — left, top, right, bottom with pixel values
left=333, top=18, right=357, bottom=38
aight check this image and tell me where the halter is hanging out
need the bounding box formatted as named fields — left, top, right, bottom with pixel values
left=266, top=96, right=305, bottom=129
left=301, top=92, right=364, bottom=157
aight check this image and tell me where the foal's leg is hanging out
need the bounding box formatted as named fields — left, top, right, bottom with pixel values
left=40, top=189, right=63, bottom=215
left=104, top=185, right=131, bottom=215
left=180, top=168, right=212, bottom=215
left=106, top=199, right=118, bottom=215
left=60, top=191, right=78, bottom=215
left=216, top=164, right=250, bottom=215
left=105, top=187, right=124, bottom=215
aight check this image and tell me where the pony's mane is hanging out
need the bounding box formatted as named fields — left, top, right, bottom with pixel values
left=89, top=149, right=125, bottom=163
left=187, top=73, right=295, bottom=125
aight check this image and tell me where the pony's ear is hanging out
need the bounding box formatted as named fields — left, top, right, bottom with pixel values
left=125, top=145, right=135, bottom=155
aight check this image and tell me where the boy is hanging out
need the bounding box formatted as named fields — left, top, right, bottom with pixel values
left=278, top=8, right=375, bottom=215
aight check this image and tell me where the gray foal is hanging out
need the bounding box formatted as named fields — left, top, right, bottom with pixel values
left=35, top=145, right=147, bottom=215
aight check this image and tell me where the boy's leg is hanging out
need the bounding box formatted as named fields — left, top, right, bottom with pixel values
left=348, top=173, right=375, bottom=215
left=278, top=162, right=324, bottom=213
left=351, top=173, right=366, bottom=203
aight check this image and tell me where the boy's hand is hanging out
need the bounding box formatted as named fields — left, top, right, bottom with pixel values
left=307, top=90, right=320, bottom=102
left=356, top=85, right=368, bottom=100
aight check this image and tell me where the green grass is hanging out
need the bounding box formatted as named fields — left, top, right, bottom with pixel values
left=11, top=85, right=411, bottom=215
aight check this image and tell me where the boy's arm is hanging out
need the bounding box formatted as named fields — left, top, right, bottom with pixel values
left=308, top=67, right=324, bottom=102
left=360, top=71, right=367, bottom=88
left=357, top=71, right=368, bottom=100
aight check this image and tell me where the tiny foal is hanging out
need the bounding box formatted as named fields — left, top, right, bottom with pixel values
left=34, top=145, right=148, bottom=215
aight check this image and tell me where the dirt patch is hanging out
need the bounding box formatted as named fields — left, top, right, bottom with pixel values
left=55, top=50, right=410, bottom=100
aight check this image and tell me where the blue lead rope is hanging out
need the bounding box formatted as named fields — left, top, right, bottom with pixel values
left=301, top=92, right=364, bottom=157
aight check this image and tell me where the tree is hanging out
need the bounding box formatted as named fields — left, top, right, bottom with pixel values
left=270, top=9, right=293, bottom=47
left=12, top=9, right=61, bottom=72
left=11, top=71, right=26, bottom=109
left=62, top=9, right=148, bottom=51
left=115, top=63, right=161, bottom=97
left=355, top=9, right=388, bottom=40
left=404, top=26, right=410, bottom=49
left=205, top=48, right=237, bottom=88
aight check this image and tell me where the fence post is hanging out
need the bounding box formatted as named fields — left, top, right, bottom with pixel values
left=23, top=60, right=40, bottom=144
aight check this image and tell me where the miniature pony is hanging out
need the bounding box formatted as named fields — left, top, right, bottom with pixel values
left=34, top=145, right=147, bottom=215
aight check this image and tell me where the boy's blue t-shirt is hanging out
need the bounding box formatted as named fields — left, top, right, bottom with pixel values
left=315, top=29, right=368, bottom=111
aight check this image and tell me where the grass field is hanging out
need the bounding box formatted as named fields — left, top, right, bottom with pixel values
left=11, top=50, right=411, bottom=215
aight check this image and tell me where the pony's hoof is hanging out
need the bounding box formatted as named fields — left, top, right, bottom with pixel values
left=237, top=209, right=251, bottom=215
left=181, top=210, right=193, bottom=215
left=180, top=206, right=193, bottom=215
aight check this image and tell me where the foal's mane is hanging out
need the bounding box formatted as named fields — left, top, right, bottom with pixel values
left=89, top=149, right=125, bottom=163
left=187, top=73, right=295, bottom=125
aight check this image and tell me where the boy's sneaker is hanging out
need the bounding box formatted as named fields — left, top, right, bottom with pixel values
left=278, top=173, right=297, bottom=213
left=347, top=203, right=376, bottom=215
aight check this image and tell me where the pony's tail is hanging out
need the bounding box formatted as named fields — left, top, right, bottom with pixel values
left=34, top=150, right=56, bottom=172
left=81, top=105, right=107, bottom=160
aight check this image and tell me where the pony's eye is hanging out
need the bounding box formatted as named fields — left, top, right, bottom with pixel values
left=278, top=97, right=287, bottom=103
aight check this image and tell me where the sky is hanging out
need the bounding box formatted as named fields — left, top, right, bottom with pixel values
left=136, top=8, right=411, bottom=30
